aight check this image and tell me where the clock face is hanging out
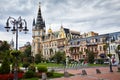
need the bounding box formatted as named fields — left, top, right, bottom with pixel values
left=34, top=31, right=41, bottom=36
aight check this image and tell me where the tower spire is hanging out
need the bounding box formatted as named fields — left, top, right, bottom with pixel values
left=39, top=2, right=41, bottom=8
left=36, top=2, right=45, bottom=29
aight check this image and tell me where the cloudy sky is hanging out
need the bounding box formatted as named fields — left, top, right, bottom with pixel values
left=0, top=0, right=120, bottom=48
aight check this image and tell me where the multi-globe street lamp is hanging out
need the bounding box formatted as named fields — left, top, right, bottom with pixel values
left=4, top=16, right=28, bottom=80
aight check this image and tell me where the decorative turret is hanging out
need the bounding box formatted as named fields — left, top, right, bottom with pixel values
left=32, top=18, right=35, bottom=27
left=48, top=27, right=53, bottom=34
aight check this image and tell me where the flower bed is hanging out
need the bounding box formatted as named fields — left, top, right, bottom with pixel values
left=0, top=74, right=9, bottom=80
left=0, top=73, right=24, bottom=80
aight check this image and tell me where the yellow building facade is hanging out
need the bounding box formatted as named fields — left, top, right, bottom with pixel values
left=32, top=4, right=80, bottom=59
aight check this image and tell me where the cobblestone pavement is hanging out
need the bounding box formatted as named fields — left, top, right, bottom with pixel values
left=51, top=66, right=120, bottom=80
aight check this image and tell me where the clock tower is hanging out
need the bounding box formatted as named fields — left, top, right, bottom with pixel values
left=32, top=2, right=46, bottom=56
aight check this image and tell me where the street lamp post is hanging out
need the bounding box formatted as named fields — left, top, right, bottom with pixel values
left=4, top=16, right=29, bottom=80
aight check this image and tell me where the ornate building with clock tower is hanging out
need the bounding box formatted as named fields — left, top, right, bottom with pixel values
left=32, top=3, right=46, bottom=56
left=32, top=3, right=81, bottom=59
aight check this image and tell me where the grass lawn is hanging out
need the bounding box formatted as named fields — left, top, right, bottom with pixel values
left=49, top=72, right=64, bottom=78
left=36, top=63, right=64, bottom=67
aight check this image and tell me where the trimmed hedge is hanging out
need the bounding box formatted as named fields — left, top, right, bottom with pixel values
left=24, top=70, right=35, bottom=78
left=37, top=65, right=47, bottom=73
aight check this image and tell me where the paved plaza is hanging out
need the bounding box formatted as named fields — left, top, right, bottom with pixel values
left=52, top=66, right=120, bottom=80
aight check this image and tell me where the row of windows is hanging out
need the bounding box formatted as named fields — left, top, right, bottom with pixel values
left=73, top=55, right=86, bottom=59
left=43, top=42, right=57, bottom=47
left=69, top=46, right=104, bottom=52
left=43, top=41, right=65, bottom=48
left=70, top=38, right=107, bottom=45
left=44, top=49, right=57, bottom=55
left=110, top=45, right=116, bottom=50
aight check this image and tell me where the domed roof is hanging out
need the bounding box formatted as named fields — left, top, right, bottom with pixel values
left=48, top=27, right=52, bottom=34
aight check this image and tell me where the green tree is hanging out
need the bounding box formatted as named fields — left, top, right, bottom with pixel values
left=10, top=50, right=21, bottom=72
left=24, top=46, right=31, bottom=57
left=0, top=41, right=10, bottom=51
left=22, top=46, right=33, bottom=63
left=86, top=49, right=95, bottom=64
left=52, top=51, right=66, bottom=64
left=10, top=50, right=21, bottom=57
left=0, top=57, right=10, bottom=74
left=0, top=41, right=10, bottom=60
left=35, top=53, right=43, bottom=64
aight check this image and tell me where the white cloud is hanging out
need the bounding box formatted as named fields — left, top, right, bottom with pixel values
left=0, top=0, right=120, bottom=48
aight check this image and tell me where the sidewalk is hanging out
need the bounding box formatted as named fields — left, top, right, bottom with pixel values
left=52, top=66, right=120, bottom=80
